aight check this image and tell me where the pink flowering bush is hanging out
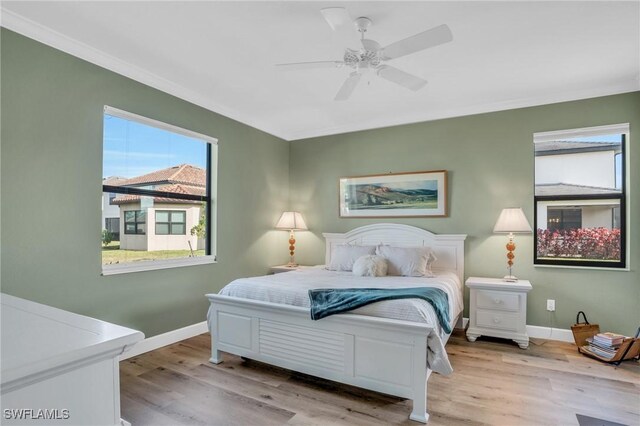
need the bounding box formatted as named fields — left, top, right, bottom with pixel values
left=537, top=228, right=621, bottom=261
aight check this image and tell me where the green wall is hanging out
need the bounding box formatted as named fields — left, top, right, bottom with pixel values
left=0, top=29, right=290, bottom=337
left=2, top=28, right=638, bottom=338
left=290, top=92, right=640, bottom=335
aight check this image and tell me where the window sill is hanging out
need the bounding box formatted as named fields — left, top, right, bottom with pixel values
left=534, top=263, right=630, bottom=272
left=102, top=255, right=216, bottom=276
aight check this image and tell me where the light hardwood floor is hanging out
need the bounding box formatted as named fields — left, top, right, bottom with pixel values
left=120, top=331, right=640, bottom=425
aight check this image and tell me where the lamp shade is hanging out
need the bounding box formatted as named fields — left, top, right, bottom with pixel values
left=275, top=211, right=308, bottom=231
left=493, top=208, right=532, bottom=233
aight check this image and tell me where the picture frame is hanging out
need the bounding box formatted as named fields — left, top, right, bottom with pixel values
left=339, top=170, right=447, bottom=218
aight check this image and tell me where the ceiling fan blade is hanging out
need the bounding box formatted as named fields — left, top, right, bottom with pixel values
left=321, top=7, right=352, bottom=31
left=335, top=72, right=362, bottom=101
left=382, top=24, right=453, bottom=60
left=276, top=61, right=344, bottom=71
left=376, top=65, right=427, bottom=91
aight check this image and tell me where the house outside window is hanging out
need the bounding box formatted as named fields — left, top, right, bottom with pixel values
left=155, top=211, right=187, bottom=235
left=534, top=123, right=628, bottom=268
left=102, top=106, right=218, bottom=275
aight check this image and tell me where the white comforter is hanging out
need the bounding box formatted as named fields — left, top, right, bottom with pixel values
left=214, top=268, right=463, bottom=375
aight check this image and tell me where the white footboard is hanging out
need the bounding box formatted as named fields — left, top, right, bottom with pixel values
left=207, top=294, right=432, bottom=423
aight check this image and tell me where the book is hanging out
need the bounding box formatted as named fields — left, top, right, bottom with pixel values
left=593, top=332, right=625, bottom=346
left=589, top=337, right=621, bottom=349
left=586, top=338, right=617, bottom=352
left=583, top=345, right=615, bottom=360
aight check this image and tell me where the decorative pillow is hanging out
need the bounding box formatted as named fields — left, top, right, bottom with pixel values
left=352, top=255, right=388, bottom=277
left=327, top=245, right=377, bottom=271
left=375, top=245, right=437, bottom=277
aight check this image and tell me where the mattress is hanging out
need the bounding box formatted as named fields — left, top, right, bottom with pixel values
left=218, top=267, right=463, bottom=337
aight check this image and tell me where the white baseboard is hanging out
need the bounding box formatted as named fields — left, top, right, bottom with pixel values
left=121, top=317, right=573, bottom=361
left=460, top=318, right=573, bottom=343
left=120, top=321, right=208, bottom=360
left=526, top=324, right=574, bottom=342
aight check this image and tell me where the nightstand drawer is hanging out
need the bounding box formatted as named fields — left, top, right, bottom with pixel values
left=476, top=290, right=519, bottom=312
left=476, top=310, right=520, bottom=331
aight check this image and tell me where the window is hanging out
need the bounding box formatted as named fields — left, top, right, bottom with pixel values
left=156, top=211, right=186, bottom=235
left=534, top=124, right=627, bottom=268
left=105, top=217, right=120, bottom=240
left=124, top=210, right=146, bottom=234
left=102, top=106, right=217, bottom=274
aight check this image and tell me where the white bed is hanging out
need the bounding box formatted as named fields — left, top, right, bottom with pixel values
left=206, top=223, right=466, bottom=423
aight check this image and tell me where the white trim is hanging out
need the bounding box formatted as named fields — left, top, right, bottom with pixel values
left=534, top=123, right=630, bottom=143
left=461, top=317, right=574, bottom=343
left=118, top=316, right=572, bottom=364
left=0, top=8, right=287, bottom=140
left=3, top=8, right=638, bottom=142
left=120, top=321, right=208, bottom=360
left=102, top=255, right=216, bottom=276
left=104, top=106, right=218, bottom=145
left=526, top=325, right=574, bottom=343
left=286, top=85, right=638, bottom=141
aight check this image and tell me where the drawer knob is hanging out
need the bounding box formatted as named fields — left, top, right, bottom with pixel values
left=493, top=316, right=501, bottom=324
left=493, top=298, right=503, bottom=304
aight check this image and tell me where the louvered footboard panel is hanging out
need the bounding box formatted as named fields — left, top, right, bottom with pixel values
left=259, top=320, right=345, bottom=372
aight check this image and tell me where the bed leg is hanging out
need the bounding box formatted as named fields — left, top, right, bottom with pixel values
left=410, top=338, right=429, bottom=423
left=409, top=380, right=429, bottom=423
left=209, top=331, right=222, bottom=364
left=209, top=349, right=222, bottom=364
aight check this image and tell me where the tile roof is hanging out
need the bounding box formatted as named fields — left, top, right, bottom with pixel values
left=102, top=176, right=127, bottom=186
left=535, top=140, right=621, bottom=154
left=535, top=183, right=621, bottom=196
left=119, top=164, right=206, bottom=187
left=111, top=184, right=205, bottom=205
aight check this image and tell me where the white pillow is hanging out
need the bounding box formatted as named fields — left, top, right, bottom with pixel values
left=327, top=245, right=377, bottom=271
left=376, top=246, right=437, bottom=277
left=352, top=255, right=388, bottom=277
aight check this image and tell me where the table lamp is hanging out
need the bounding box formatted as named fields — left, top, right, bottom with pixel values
left=275, top=211, right=308, bottom=267
left=493, top=208, right=532, bottom=282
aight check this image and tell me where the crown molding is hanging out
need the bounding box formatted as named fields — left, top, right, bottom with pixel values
left=288, top=81, right=640, bottom=141
left=2, top=7, right=638, bottom=143
left=0, top=7, right=289, bottom=141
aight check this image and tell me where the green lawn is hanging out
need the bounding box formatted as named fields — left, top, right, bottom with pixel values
left=101, top=241, right=204, bottom=265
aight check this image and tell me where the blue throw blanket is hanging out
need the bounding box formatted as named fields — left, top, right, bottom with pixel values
left=308, top=287, right=451, bottom=334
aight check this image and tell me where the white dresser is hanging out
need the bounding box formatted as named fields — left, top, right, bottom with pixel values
left=465, top=277, right=532, bottom=349
left=1, top=294, right=144, bottom=425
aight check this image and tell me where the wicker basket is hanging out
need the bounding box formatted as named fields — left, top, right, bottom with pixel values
left=571, top=311, right=600, bottom=347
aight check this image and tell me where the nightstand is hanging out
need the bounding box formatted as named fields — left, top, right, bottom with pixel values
left=465, top=277, right=532, bottom=349
left=270, top=265, right=312, bottom=274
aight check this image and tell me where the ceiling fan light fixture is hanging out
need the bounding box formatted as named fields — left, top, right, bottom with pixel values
left=278, top=8, right=452, bottom=100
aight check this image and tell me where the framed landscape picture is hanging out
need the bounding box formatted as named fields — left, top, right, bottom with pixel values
left=339, top=170, right=447, bottom=218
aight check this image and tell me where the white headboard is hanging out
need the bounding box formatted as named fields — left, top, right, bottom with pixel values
left=323, top=223, right=467, bottom=282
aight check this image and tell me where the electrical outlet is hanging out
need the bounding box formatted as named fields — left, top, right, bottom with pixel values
left=546, top=299, right=556, bottom=312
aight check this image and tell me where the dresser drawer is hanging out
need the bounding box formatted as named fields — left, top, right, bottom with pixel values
left=476, top=310, right=520, bottom=332
left=475, top=290, right=520, bottom=312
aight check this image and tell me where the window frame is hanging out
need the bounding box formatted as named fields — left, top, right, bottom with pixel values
left=101, top=106, right=218, bottom=276
left=533, top=124, right=628, bottom=269
left=124, top=210, right=146, bottom=235
left=155, top=210, right=187, bottom=235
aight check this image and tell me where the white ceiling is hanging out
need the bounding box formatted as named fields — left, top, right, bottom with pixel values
left=2, top=1, right=639, bottom=141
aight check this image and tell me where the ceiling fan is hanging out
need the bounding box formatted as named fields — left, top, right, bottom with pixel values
left=276, top=7, right=453, bottom=101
